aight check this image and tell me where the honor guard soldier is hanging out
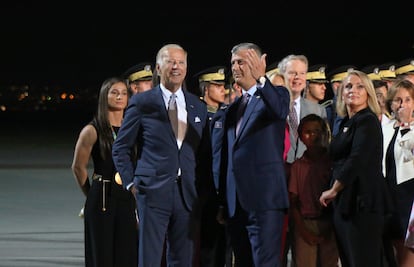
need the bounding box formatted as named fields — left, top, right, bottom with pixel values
left=328, top=65, right=357, bottom=97
left=122, top=62, right=153, bottom=95
left=195, top=66, right=227, bottom=121
left=395, top=58, right=414, bottom=84
left=361, top=65, right=381, bottom=81
left=327, top=65, right=357, bottom=136
left=362, top=65, right=392, bottom=124
left=305, top=64, right=333, bottom=133
left=305, top=64, right=329, bottom=103
left=194, top=66, right=232, bottom=267
left=378, top=62, right=397, bottom=88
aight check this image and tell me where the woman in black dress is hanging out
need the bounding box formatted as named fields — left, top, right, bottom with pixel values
left=72, top=77, right=138, bottom=267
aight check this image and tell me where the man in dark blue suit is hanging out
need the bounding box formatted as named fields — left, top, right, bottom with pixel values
left=215, top=42, right=290, bottom=267
left=112, top=43, right=212, bottom=267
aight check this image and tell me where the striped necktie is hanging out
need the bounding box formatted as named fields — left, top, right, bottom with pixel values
left=168, top=93, right=178, bottom=138
left=288, top=101, right=298, bottom=140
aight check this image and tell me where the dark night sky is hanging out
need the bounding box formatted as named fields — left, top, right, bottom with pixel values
left=1, top=1, right=413, bottom=92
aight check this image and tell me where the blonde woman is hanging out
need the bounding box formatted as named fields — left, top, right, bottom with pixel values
left=320, top=70, right=392, bottom=266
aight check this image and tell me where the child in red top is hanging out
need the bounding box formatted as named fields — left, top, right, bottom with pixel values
left=288, top=114, right=339, bottom=267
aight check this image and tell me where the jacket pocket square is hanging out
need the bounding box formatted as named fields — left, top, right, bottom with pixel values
left=195, top=116, right=201, bottom=123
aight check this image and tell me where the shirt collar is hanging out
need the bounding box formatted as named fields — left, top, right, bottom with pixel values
left=241, top=85, right=257, bottom=97
left=160, top=84, right=184, bottom=104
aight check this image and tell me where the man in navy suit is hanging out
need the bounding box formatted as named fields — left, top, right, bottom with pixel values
left=215, top=42, right=290, bottom=266
left=112, top=43, right=212, bottom=267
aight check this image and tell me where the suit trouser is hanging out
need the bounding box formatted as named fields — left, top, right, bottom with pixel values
left=227, top=200, right=285, bottom=267
left=137, top=181, right=195, bottom=267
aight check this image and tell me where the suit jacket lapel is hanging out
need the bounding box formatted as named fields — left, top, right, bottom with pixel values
left=183, top=91, right=196, bottom=140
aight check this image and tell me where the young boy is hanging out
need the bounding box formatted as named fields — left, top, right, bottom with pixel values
left=288, top=114, right=339, bottom=267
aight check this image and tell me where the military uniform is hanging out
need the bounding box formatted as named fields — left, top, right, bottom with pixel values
left=194, top=66, right=232, bottom=267
left=396, top=58, right=414, bottom=84
left=361, top=65, right=381, bottom=81
left=305, top=64, right=331, bottom=132
left=327, top=65, right=357, bottom=136
left=122, top=62, right=153, bottom=95
left=362, top=65, right=393, bottom=125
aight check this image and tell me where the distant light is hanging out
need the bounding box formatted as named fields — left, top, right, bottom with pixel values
left=69, top=94, right=75, bottom=100
left=0, top=105, right=6, bottom=111
left=60, top=93, right=67, bottom=100
left=18, top=93, right=26, bottom=101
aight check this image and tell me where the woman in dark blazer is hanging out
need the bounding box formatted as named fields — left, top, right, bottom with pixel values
left=319, top=70, right=392, bottom=267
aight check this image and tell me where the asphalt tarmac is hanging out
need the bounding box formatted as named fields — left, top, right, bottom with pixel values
left=0, top=112, right=295, bottom=267
left=0, top=115, right=86, bottom=267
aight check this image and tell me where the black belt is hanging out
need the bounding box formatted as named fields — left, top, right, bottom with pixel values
left=92, top=173, right=111, bottom=182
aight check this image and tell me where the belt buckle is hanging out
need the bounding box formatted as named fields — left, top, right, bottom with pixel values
left=92, top=173, right=103, bottom=181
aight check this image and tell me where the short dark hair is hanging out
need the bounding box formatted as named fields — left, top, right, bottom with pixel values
left=298, top=114, right=331, bottom=149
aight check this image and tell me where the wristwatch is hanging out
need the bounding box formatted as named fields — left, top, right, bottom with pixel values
left=257, top=76, right=266, bottom=85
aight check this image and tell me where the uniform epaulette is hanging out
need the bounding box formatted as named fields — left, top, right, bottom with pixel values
left=220, top=104, right=228, bottom=110
left=320, top=99, right=333, bottom=108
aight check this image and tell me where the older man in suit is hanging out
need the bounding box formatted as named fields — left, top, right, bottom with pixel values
left=215, top=42, right=290, bottom=267
left=277, top=54, right=327, bottom=164
left=112, top=43, right=212, bottom=267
